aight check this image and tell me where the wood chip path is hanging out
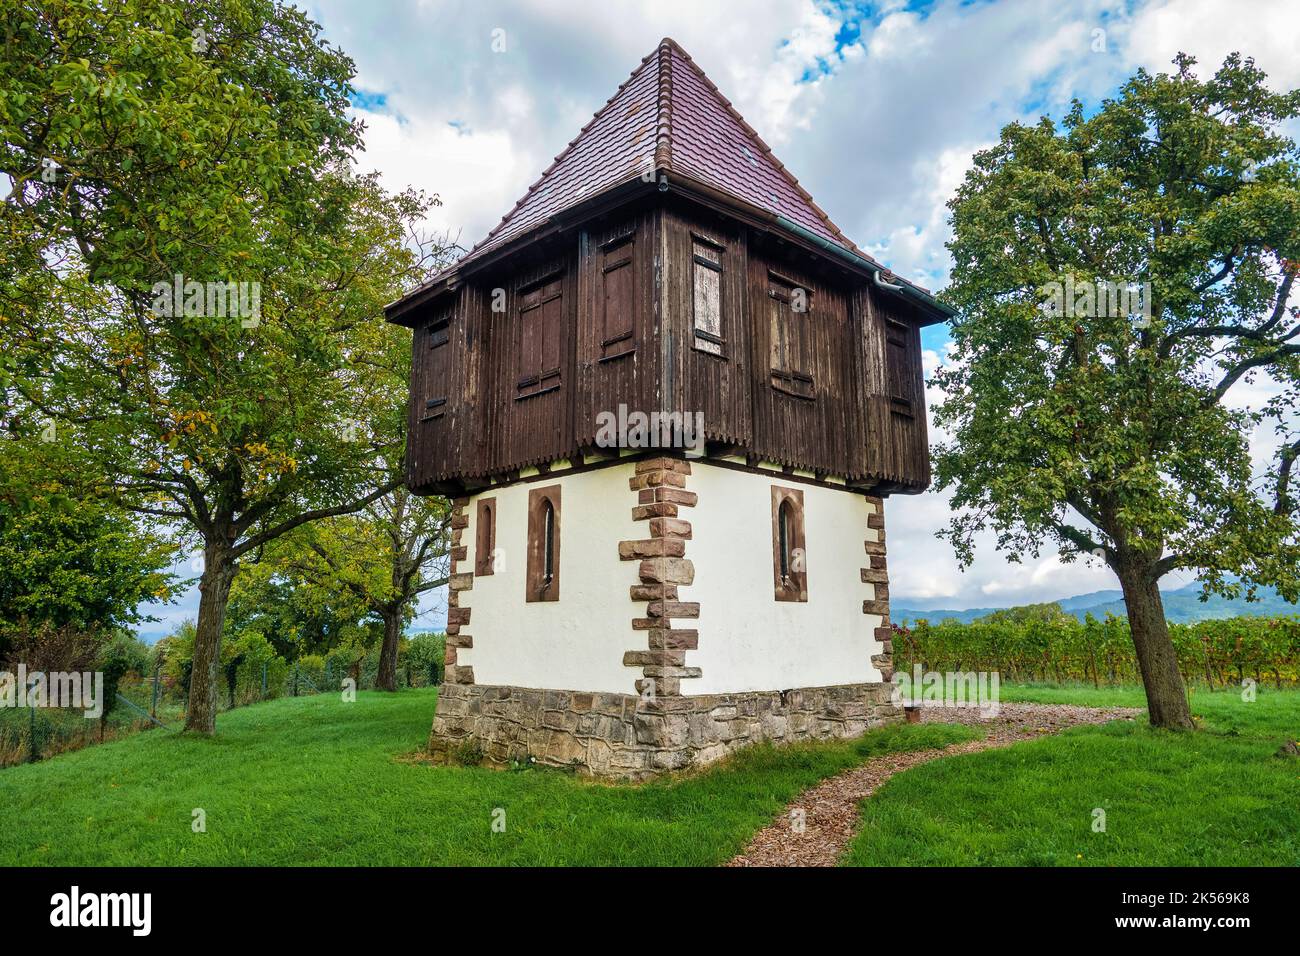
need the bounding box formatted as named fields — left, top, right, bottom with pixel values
left=725, top=702, right=1140, bottom=867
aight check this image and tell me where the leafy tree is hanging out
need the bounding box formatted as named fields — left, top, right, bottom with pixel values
left=936, top=53, right=1300, bottom=728
left=252, top=487, right=450, bottom=691
left=224, top=572, right=373, bottom=661
left=404, top=630, right=445, bottom=687
left=0, top=437, right=174, bottom=655
left=0, top=1, right=440, bottom=732
left=979, top=602, right=1074, bottom=626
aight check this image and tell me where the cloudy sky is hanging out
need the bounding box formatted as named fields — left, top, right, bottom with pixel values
left=137, top=0, right=1299, bottom=636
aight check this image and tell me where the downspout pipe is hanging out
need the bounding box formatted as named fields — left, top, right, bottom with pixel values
left=774, top=215, right=955, bottom=321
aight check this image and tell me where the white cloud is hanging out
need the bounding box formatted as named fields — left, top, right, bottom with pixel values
left=1124, top=0, right=1300, bottom=89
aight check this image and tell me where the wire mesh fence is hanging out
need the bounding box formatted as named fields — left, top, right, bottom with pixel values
left=1, top=648, right=443, bottom=768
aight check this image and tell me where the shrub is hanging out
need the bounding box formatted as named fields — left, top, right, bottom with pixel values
left=405, top=632, right=444, bottom=687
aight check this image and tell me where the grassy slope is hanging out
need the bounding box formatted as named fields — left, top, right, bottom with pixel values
left=0, top=688, right=978, bottom=866
left=844, top=686, right=1300, bottom=867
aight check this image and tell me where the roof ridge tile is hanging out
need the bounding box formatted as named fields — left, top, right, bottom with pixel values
left=434, top=38, right=910, bottom=287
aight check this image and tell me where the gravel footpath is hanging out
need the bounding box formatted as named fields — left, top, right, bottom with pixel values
left=725, top=702, right=1141, bottom=868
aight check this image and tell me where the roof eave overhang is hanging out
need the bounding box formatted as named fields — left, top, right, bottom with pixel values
left=384, top=168, right=955, bottom=328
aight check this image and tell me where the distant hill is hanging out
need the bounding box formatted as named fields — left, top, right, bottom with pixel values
left=893, top=582, right=1300, bottom=626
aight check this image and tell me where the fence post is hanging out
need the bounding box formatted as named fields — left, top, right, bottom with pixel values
left=151, top=658, right=161, bottom=717
left=325, top=659, right=333, bottom=690
left=28, top=678, right=39, bottom=763
left=292, top=664, right=299, bottom=697
left=261, top=661, right=268, bottom=700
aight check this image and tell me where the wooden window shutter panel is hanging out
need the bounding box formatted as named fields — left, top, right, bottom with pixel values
left=516, top=273, right=563, bottom=398
left=691, top=237, right=724, bottom=356
left=768, top=273, right=815, bottom=399
left=600, top=234, right=636, bottom=361
left=422, top=310, right=451, bottom=421
left=885, top=318, right=913, bottom=418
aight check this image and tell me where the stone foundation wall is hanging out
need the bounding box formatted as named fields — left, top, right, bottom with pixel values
left=428, top=680, right=902, bottom=779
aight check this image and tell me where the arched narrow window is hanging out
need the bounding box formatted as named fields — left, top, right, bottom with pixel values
left=778, top=500, right=793, bottom=582
left=526, top=485, right=561, bottom=602
left=771, top=486, right=807, bottom=602
left=542, top=501, right=555, bottom=585
left=475, top=498, right=496, bottom=576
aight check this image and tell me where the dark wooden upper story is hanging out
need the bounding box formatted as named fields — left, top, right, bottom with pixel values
left=384, top=39, right=950, bottom=498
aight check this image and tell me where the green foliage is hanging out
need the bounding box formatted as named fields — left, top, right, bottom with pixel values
left=97, top=630, right=151, bottom=678
left=240, top=488, right=451, bottom=691
left=292, top=653, right=326, bottom=692
left=224, top=575, right=372, bottom=660
left=256, top=490, right=450, bottom=618
left=405, top=632, right=445, bottom=686
left=224, top=630, right=288, bottom=703
left=896, top=613, right=1300, bottom=687
left=95, top=643, right=134, bottom=728
left=0, top=441, right=174, bottom=651
left=936, top=52, right=1300, bottom=597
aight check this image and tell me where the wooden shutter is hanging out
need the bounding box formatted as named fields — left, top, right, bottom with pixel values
left=517, top=274, right=563, bottom=398
left=768, top=272, right=814, bottom=399
left=692, top=237, right=724, bottom=356
left=422, top=309, right=451, bottom=420
left=885, top=318, right=914, bottom=418
left=599, top=234, right=636, bottom=361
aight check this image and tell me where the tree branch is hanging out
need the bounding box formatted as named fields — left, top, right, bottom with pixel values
left=230, top=479, right=401, bottom=560
left=412, top=575, right=449, bottom=595
left=1207, top=343, right=1300, bottom=404
left=1277, top=436, right=1300, bottom=516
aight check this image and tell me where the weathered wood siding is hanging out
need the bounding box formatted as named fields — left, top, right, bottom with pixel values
left=744, top=236, right=864, bottom=478
left=575, top=212, right=660, bottom=447
left=406, top=203, right=932, bottom=494
left=857, top=286, right=930, bottom=488
left=659, top=208, right=750, bottom=446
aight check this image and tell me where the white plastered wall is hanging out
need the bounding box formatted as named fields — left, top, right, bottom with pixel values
left=457, top=462, right=642, bottom=694
left=680, top=463, right=884, bottom=694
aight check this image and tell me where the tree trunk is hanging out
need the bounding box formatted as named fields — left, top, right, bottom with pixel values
left=185, top=542, right=236, bottom=734
left=375, top=609, right=402, bottom=692
left=1117, top=563, right=1195, bottom=730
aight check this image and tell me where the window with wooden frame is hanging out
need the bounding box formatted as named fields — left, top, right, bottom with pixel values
left=767, top=271, right=815, bottom=398
left=598, top=233, right=636, bottom=361
left=770, top=485, right=807, bottom=602
left=516, top=273, right=563, bottom=399
left=691, top=236, right=725, bottom=356
left=526, top=485, right=561, bottom=602
left=474, top=497, right=497, bottom=576
left=884, top=318, right=914, bottom=419
left=422, top=309, right=451, bottom=421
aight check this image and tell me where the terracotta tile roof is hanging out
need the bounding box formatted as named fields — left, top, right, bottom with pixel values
left=474, top=42, right=662, bottom=254
left=409, top=38, right=931, bottom=300
left=662, top=41, right=854, bottom=252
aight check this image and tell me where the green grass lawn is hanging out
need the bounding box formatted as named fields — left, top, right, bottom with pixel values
left=6, top=684, right=1294, bottom=866
left=844, top=685, right=1300, bottom=867
left=0, top=688, right=977, bottom=866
